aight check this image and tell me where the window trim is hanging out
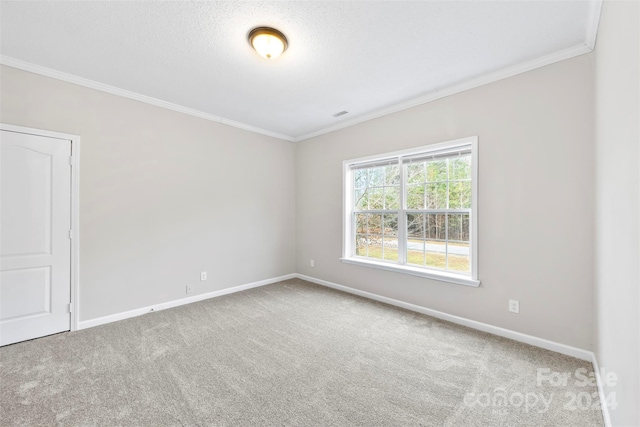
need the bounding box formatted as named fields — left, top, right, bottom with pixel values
left=341, top=136, right=480, bottom=287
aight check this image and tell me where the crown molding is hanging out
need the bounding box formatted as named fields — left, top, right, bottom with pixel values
left=293, top=42, right=595, bottom=142
left=0, top=55, right=296, bottom=142
left=2, top=0, right=602, bottom=146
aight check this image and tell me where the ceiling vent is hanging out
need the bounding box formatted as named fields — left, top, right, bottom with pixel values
left=332, top=111, right=349, bottom=118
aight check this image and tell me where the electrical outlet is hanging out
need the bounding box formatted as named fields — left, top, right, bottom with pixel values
left=186, top=285, right=192, bottom=294
left=310, top=259, right=315, bottom=267
left=200, top=271, right=207, bottom=281
left=509, top=299, right=520, bottom=313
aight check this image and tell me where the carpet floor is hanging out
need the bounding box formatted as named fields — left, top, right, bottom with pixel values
left=1, top=278, right=604, bottom=426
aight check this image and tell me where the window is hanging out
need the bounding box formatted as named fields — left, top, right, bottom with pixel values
left=341, top=136, right=479, bottom=287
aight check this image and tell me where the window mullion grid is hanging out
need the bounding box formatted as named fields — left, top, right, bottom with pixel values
left=365, top=211, right=370, bottom=258
left=417, top=162, right=423, bottom=266
left=352, top=212, right=356, bottom=257
left=406, top=209, right=470, bottom=214
left=445, top=158, right=449, bottom=271
left=445, top=213, right=449, bottom=271
left=344, top=137, right=477, bottom=282
left=381, top=210, right=385, bottom=261
left=351, top=170, right=356, bottom=258
left=382, top=173, right=387, bottom=262
left=397, top=157, right=407, bottom=265
left=349, top=171, right=356, bottom=258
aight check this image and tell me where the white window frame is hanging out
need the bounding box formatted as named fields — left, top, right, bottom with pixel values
left=341, top=136, right=479, bottom=287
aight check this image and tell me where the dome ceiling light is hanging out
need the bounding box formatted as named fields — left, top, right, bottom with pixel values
left=248, top=27, right=288, bottom=60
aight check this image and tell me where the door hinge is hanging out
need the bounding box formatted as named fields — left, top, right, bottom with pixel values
left=68, top=303, right=73, bottom=313
left=69, top=155, right=73, bottom=166
left=69, top=229, right=73, bottom=239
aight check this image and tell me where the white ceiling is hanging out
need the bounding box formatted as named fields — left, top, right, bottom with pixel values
left=0, top=1, right=600, bottom=141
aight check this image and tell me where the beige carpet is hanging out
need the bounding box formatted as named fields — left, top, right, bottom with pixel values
left=0, top=278, right=603, bottom=426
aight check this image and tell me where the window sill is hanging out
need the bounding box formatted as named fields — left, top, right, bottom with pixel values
left=340, top=257, right=480, bottom=287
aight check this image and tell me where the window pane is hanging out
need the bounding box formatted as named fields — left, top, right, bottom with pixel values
left=354, top=169, right=368, bottom=189
left=426, top=183, right=447, bottom=209
left=407, top=163, right=425, bottom=184
left=384, top=165, right=400, bottom=186
left=355, top=235, right=368, bottom=256
left=426, top=214, right=446, bottom=240
left=425, top=212, right=447, bottom=269
left=369, top=187, right=384, bottom=210
left=449, top=156, right=471, bottom=180
left=383, top=239, right=398, bottom=261
left=448, top=181, right=471, bottom=209
left=426, top=160, right=447, bottom=182
left=406, top=184, right=425, bottom=209
left=448, top=213, right=470, bottom=242
left=446, top=214, right=470, bottom=273
left=383, top=214, right=398, bottom=237
left=384, top=187, right=400, bottom=209
left=426, top=250, right=446, bottom=269
left=462, top=214, right=470, bottom=241
left=355, top=213, right=367, bottom=234
left=369, top=167, right=384, bottom=186
left=368, top=236, right=383, bottom=259
left=355, top=189, right=368, bottom=210
left=407, top=213, right=425, bottom=239
left=369, top=214, right=382, bottom=235
left=425, top=214, right=447, bottom=269
left=407, top=240, right=425, bottom=266
left=448, top=214, right=461, bottom=241
left=447, top=242, right=470, bottom=273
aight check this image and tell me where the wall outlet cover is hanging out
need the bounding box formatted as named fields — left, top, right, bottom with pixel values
left=509, top=299, right=520, bottom=313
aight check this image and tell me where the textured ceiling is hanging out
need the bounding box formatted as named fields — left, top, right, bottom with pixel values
left=0, top=1, right=599, bottom=141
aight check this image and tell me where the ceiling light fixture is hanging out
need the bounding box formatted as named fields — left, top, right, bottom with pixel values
left=248, top=27, right=288, bottom=60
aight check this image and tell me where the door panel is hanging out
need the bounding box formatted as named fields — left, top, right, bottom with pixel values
left=1, top=146, right=52, bottom=257
left=1, top=267, right=51, bottom=320
left=0, top=130, right=71, bottom=346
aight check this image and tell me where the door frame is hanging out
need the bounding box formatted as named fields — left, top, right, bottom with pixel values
left=1, top=123, right=81, bottom=332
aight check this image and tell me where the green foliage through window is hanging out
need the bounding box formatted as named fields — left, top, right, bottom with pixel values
left=350, top=147, right=474, bottom=276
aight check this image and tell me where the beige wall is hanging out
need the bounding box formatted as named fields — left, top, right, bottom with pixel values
left=594, top=1, right=640, bottom=425
left=4, top=16, right=638, bottom=421
left=2, top=9, right=638, bottom=420
left=296, top=54, right=595, bottom=350
left=0, top=65, right=297, bottom=322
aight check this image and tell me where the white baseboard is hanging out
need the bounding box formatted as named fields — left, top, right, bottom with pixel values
left=296, top=274, right=614, bottom=423
left=78, top=273, right=297, bottom=330
left=591, top=353, right=613, bottom=427
left=77, top=271, right=610, bottom=423
left=79, top=271, right=594, bottom=362
left=295, top=273, right=594, bottom=362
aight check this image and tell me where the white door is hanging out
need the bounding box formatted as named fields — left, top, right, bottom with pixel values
left=0, top=130, right=72, bottom=346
